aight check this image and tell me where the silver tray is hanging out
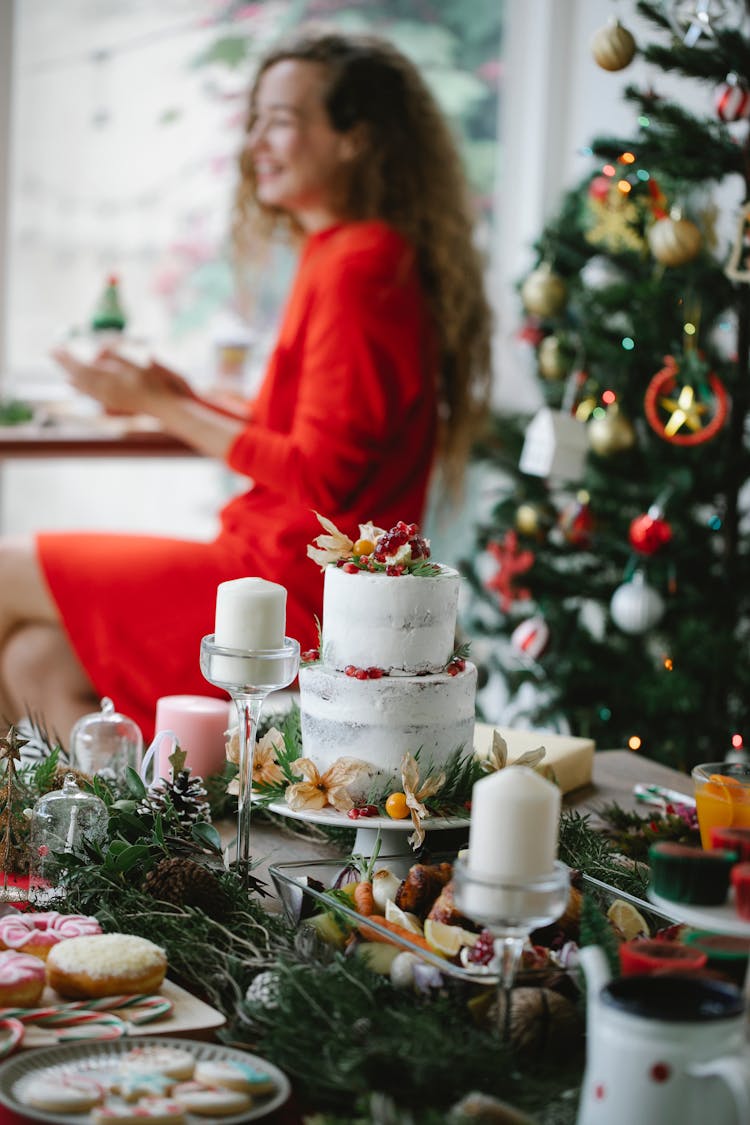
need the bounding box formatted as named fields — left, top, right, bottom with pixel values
left=270, top=856, right=681, bottom=985
left=0, top=1034, right=291, bottom=1124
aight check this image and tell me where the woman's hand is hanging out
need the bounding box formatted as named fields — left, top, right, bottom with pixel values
left=51, top=348, right=193, bottom=417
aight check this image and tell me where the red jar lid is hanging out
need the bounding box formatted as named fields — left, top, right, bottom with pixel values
left=710, top=826, right=750, bottom=861
left=619, top=938, right=708, bottom=977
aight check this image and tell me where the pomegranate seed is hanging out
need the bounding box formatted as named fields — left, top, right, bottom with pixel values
left=343, top=562, right=359, bottom=573
left=366, top=667, right=384, bottom=679
left=301, top=648, right=320, bottom=662
left=347, top=808, right=361, bottom=820
left=360, top=805, right=379, bottom=817
left=354, top=668, right=369, bottom=680
left=345, top=665, right=358, bottom=677
left=447, top=664, right=459, bottom=677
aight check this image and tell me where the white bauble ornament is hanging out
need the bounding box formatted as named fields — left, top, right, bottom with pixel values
left=580, top=255, right=623, bottom=291
left=521, top=264, right=567, bottom=318
left=511, top=616, right=550, bottom=661
left=610, top=572, right=665, bottom=634
left=590, top=20, right=637, bottom=71
left=648, top=215, right=702, bottom=266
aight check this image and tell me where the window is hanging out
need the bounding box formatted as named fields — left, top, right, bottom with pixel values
left=3, top=0, right=502, bottom=396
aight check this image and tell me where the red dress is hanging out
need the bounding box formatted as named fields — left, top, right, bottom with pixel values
left=37, top=221, right=438, bottom=740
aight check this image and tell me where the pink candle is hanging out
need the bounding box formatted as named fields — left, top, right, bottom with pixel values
left=154, top=695, right=231, bottom=779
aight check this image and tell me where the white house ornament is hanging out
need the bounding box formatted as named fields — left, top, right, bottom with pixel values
left=648, top=214, right=702, bottom=266
left=521, top=264, right=567, bottom=318
left=590, top=20, right=637, bottom=71
left=519, top=407, right=589, bottom=481
left=610, top=572, right=665, bottom=635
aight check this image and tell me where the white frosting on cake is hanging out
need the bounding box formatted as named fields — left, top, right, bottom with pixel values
left=320, top=564, right=460, bottom=674
left=299, top=663, right=476, bottom=794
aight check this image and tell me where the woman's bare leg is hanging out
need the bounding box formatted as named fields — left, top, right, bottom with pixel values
left=0, top=537, right=98, bottom=741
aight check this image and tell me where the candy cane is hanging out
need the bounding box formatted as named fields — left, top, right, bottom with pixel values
left=0, top=993, right=172, bottom=1026
left=0, top=1017, right=24, bottom=1058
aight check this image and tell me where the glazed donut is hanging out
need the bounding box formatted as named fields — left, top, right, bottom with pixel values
left=0, top=949, right=46, bottom=1007
left=0, top=910, right=102, bottom=960
left=46, top=933, right=167, bottom=999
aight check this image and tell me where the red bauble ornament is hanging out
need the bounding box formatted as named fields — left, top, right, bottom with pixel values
left=559, top=494, right=594, bottom=547
left=589, top=175, right=612, bottom=202
left=715, top=74, right=750, bottom=122
left=629, top=510, right=673, bottom=555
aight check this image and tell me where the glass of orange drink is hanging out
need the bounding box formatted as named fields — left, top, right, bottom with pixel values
left=692, top=762, right=750, bottom=849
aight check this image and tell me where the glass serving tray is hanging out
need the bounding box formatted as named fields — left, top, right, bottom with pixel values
left=269, top=856, right=681, bottom=986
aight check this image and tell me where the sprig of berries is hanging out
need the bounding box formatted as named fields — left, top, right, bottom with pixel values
left=373, top=521, right=430, bottom=564
left=466, top=930, right=496, bottom=965
left=347, top=804, right=379, bottom=819
left=344, top=665, right=385, bottom=680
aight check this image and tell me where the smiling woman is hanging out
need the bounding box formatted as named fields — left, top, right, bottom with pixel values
left=0, top=26, right=494, bottom=749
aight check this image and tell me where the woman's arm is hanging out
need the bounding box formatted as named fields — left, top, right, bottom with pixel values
left=52, top=348, right=247, bottom=460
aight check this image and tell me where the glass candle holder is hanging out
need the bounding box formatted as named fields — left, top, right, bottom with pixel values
left=200, top=635, right=299, bottom=887
left=29, top=774, right=109, bottom=902
left=69, top=697, right=143, bottom=783
left=452, top=853, right=569, bottom=1045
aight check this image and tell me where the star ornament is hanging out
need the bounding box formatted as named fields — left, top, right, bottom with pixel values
left=644, top=356, right=729, bottom=446
left=0, top=726, right=28, bottom=764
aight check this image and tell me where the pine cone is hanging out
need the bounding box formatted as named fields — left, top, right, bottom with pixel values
left=143, top=857, right=228, bottom=916
left=137, top=769, right=211, bottom=833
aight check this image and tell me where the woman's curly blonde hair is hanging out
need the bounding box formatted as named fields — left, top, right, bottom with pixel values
left=233, top=27, right=494, bottom=494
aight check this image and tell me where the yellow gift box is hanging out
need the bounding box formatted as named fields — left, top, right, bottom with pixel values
left=474, top=722, right=595, bottom=795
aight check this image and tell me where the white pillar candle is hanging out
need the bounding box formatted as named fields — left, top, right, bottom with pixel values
left=214, top=578, right=286, bottom=651
left=468, top=766, right=561, bottom=881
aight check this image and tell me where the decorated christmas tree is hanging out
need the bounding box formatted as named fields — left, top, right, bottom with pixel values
left=463, top=0, right=750, bottom=770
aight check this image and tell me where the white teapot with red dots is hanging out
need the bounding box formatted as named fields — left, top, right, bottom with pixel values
left=577, top=945, right=750, bottom=1125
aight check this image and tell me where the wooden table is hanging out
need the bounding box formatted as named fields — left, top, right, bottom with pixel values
left=0, top=419, right=196, bottom=459
left=0, top=750, right=694, bottom=1125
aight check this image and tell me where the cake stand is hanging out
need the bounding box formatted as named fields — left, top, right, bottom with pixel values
left=647, top=888, right=750, bottom=939
left=260, top=797, right=470, bottom=858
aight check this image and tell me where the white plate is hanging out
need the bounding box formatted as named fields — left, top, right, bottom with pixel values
left=648, top=887, right=750, bottom=937
left=0, top=1035, right=290, bottom=1124
left=262, top=798, right=469, bottom=833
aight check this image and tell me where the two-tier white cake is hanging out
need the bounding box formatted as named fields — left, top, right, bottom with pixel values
left=299, top=522, right=477, bottom=797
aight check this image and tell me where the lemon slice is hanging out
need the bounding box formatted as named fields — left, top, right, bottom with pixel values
left=423, top=919, right=479, bottom=958
left=607, top=899, right=649, bottom=940
left=384, top=899, right=423, bottom=935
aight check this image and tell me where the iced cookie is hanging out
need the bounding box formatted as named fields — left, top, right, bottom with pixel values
left=114, top=1071, right=175, bottom=1101
left=22, top=1074, right=104, bottom=1113
left=119, top=1045, right=195, bottom=1081
left=172, top=1080, right=252, bottom=1116
left=194, top=1056, right=276, bottom=1094
left=92, top=1098, right=186, bottom=1123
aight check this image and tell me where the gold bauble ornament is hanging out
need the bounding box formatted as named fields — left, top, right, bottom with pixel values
left=588, top=403, right=637, bottom=456
left=537, top=335, right=568, bottom=380
left=648, top=215, right=702, bottom=267
left=521, top=264, right=567, bottom=318
left=591, top=20, right=636, bottom=71
left=515, top=501, right=555, bottom=541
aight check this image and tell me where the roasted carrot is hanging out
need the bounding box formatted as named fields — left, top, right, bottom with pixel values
left=353, top=880, right=375, bottom=916
left=358, top=917, right=433, bottom=950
